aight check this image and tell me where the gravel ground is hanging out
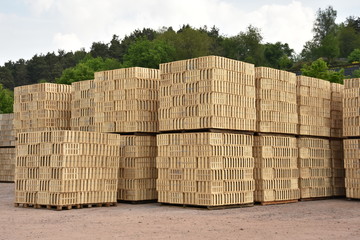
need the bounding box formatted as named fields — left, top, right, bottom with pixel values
left=0, top=183, right=359, bottom=240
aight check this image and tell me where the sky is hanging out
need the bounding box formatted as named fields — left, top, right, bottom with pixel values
left=0, top=0, right=359, bottom=65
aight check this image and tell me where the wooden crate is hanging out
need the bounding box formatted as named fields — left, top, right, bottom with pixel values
left=71, top=80, right=96, bottom=132
left=13, top=83, right=71, bottom=133
left=94, top=67, right=160, bottom=133
left=298, top=137, right=333, bottom=199
left=156, top=132, right=254, bottom=207
left=254, top=135, right=299, bottom=203
left=255, top=67, right=298, bottom=135
left=159, top=56, right=256, bottom=132
left=14, top=130, right=121, bottom=209
left=297, top=76, right=331, bottom=137
left=0, top=114, right=16, bottom=147
left=331, top=83, right=343, bottom=138
left=343, top=78, right=360, bottom=137
left=343, top=139, right=360, bottom=199
left=117, top=135, right=157, bottom=201
left=0, top=148, right=16, bottom=182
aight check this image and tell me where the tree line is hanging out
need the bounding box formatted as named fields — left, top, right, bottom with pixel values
left=1, top=6, right=360, bottom=113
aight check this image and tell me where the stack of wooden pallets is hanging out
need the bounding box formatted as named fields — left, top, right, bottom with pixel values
left=94, top=67, right=159, bottom=133
left=71, top=80, right=96, bottom=132
left=13, top=83, right=72, bottom=132
left=0, top=113, right=16, bottom=147
left=94, top=67, right=160, bottom=202
left=0, top=113, right=16, bottom=182
left=343, top=78, right=360, bottom=199
left=159, top=56, right=256, bottom=132
left=255, top=67, right=297, bottom=134
left=118, top=135, right=157, bottom=201
left=157, top=132, right=254, bottom=207
left=14, top=130, right=120, bottom=210
left=297, top=76, right=334, bottom=199
left=298, top=137, right=332, bottom=199
left=254, top=67, right=299, bottom=204
left=253, top=135, right=299, bottom=204
left=297, top=76, right=331, bottom=137
left=157, top=56, right=256, bottom=208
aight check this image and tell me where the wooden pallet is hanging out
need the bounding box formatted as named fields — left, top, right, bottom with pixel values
left=159, top=128, right=255, bottom=135
left=300, top=197, right=333, bottom=202
left=117, top=199, right=157, bottom=204
left=14, top=202, right=117, bottom=211
left=160, top=202, right=254, bottom=210
left=258, top=199, right=298, bottom=206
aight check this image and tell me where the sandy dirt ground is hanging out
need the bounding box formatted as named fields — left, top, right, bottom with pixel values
left=0, top=183, right=359, bottom=240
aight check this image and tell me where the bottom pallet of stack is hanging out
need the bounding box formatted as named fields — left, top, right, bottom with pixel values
left=344, top=139, right=360, bottom=199
left=0, top=148, right=16, bottom=182
left=156, top=132, right=255, bottom=208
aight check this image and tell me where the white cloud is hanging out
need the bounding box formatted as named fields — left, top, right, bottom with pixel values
left=0, top=0, right=333, bottom=65
left=23, top=0, right=55, bottom=15
left=53, top=33, right=83, bottom=51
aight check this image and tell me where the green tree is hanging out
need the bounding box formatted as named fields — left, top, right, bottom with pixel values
left=348, top=49, right=360, bottom=63
left=0, top=84, right=13, bottom=113
left=301, top=58, right=344, bottom=83
left=222, top=25, right=264, bottom=65
left=317, top=33, right=340, bottom=63
left=56, top=56, right=122, bottom=85
left=353, top=69, right=360, bottom=77
left=313, top=6, right=338, bottom=42
left=157, top=25, right=213, bottom=60
left=90, top=42, right=110, bottom=58
left=263, top=42, right=294, bottom=69
left=0, top=67, right=14, bottom=89
left=123, top=38, right=176, bottom=68
left=338, top=24, right=360, bottom=58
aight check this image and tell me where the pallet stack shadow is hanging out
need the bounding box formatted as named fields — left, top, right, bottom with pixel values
left=330, top=83, right=345, bottom=197
left=157, top=56, right=256, bottom=207
left=15, top=131, right=120, bottom=210
left=0, top=113, right=16, bottom=182
left=343, top=78, right=360, bottom=199
left=297, top=76, right=334, bottom=199
left=254, top=67, right=299, bottom=204
left=94, top=67, right=159, bottom=202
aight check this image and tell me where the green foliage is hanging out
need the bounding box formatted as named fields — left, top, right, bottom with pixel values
left=158, top=26, right=213, bottom=60
left=301, top=58, right=344, bottom=83
left=0, top=84, right=13, bottom=113
left=313, top=6, right=337, bottom=42
left=317, top=33, right=340, bottom=63
left=264, top=42, right=294, bottom=69
left=353, top=69, right=360, bottom=78
left=123, top=38, right=176, bottom=69
left=348, top=49, right=360, bottom=63
left=56, top=56, right=122, bottom=85
left=223, top=25, right=264, bottom=65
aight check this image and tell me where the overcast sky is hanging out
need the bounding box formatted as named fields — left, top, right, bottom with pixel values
left=0, top=0, right=359, bottom=65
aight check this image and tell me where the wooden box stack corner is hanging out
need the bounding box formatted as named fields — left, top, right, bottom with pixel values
left=14, top=130, right=120, bottom=210
left=253, top=135, right=299, bottom=203
left=255, top=67, right=298, bottom=135
left=71, top=80, right=96, bottom=132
